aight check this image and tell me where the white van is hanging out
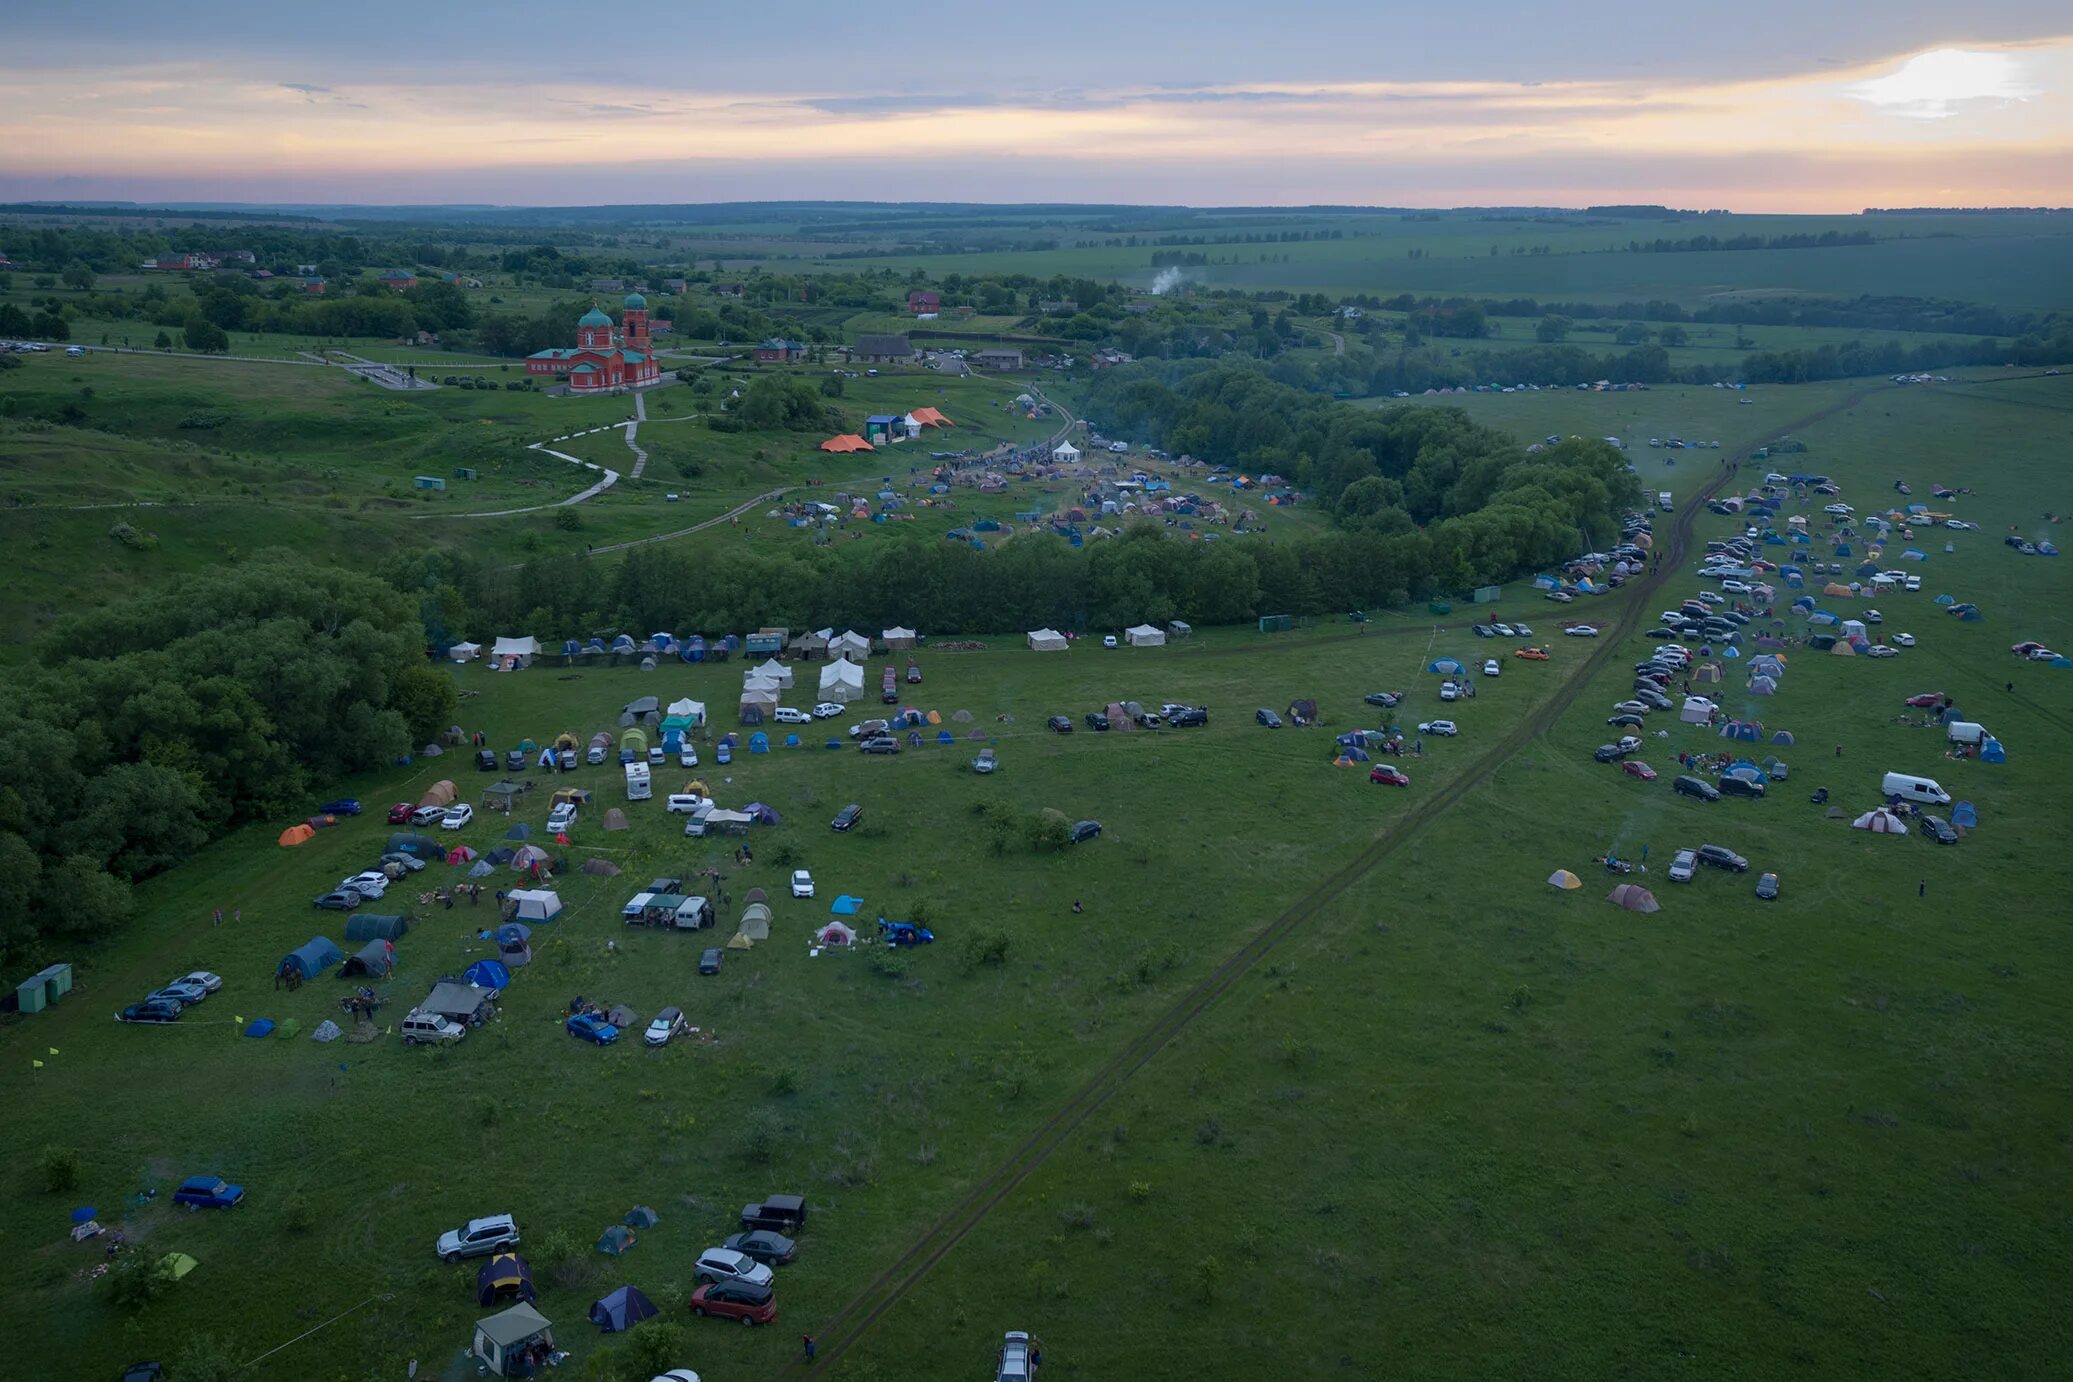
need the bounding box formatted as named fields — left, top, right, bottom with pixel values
left=1881, top=771, right=1951, bottom=806
left=1944, top=722, right=1987, bottom=746
left=402, top=1011, right=466, bottom=1045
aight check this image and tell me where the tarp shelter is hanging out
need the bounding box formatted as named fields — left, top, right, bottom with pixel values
left=507, top=889, right=562, bottom=922
left=602, top=808, right=629, bottom=831
left=738, top=903, right=773, bottom=940
left=419, top=780, right=457, bottom=808
left=1125, top=623, right=1167, bottom=647
left=1548, top=870, right=1582, bottom=891
left=1853, top=807, right=1909, bottom=833
left=589, top=1286, right=658, bottom=1334
left=449, top=641, right=482, bottom=662
left=421, top=981, right=496, bottom=1021
left=579, top=858, right=621, bottom=876
left=340, top=939, right=394, bottom=978
left=278, top=936, right=343, bottom=980
left=803, top=657, right=860, bottom=705
left=1606, top=884, right=1660, bottom=913
left=473, top=1303, right=553, bottom=1379
left=472, top=1254, right=535, bottom=1309
left=1026, top=628, right=1068, bottom=652
left=277, top=823, right=315, bottom=848
left=1427, top=658, right=1466, bottom=676
left=346, top=913, right=410, bottom=942
left=819, top=920, right=858, bottom=946
left=465, top=959, right=511, bottom=990
left=595, top=1225, right=636, bottom=1256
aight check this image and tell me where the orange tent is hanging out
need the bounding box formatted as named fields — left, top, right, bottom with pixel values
left=819, top=434, right=874, bottom=453
left=278, top=824, right=316, bottom=848
left=910, top=407, right=954, bottom=427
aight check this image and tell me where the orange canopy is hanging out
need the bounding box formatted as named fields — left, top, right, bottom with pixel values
left=910, top=407, right=954, bottom=427
left=819, top=434, right=875, bottom=453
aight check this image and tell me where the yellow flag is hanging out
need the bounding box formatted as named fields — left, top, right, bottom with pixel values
left=32, top=1059, right=44, bottom=1069
left=235, top=1015, right=244, bottom=1024
left=48, top=1048, right=59, bottom=1056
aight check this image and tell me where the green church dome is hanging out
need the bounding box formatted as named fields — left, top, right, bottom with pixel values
left=578, top=306, right=612, bottom=327
left=622, top=292, right=648, bottom=310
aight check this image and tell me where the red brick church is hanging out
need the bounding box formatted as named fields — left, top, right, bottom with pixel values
left=525, top=293, right=662, bottom=392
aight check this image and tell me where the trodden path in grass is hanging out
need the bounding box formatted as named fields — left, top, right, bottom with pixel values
left=777, top=379, right=1891, bottom=1378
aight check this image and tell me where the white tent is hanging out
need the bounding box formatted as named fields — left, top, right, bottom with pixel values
left=1027, top=628, right=1068, bottom=652
left=739, top=686, right=779, bottom=715
left=491, top=636, right=539, bottom=668
left=1851, top=807, right=1909, bottom=834
left=1051, top=441, right=1081, bottom=463
left=1125, top=624, right=1166, bottom=648
left=742, top=672, right=782, bottom=693
left=507, top=889, right=562, bottom=922
left=818, top=659, right=865, bottom=702
left=665, top=698, right=705, bottom=725
left=448, top=641, right=482, bottom=662
left=882, top=626, right=918, bottom=649
left=1679, top=696, right=1717, bottom=724
left=751, top=658, right=794, bottom=689
left=829, top=630, right=871, bottom=661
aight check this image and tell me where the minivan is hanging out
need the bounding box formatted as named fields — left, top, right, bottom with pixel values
left=1881, top=772, right=1950, bottom=806
left=1673, top=775, right=1720, bottom=802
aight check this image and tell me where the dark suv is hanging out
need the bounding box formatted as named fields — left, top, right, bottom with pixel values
left=1920, top=815, right=1958, bottom=845
left=741, top=1194, right=808, bottom=1234
left=1696, top=844, right=1748, bottom=872
left=1718, top=776, right=1766, bottom=799
left=1673, top=775, right=1720, bottom=802
left=1083, top=712, right=1110, bottom=732
left=1167, top=707, right=1208, bottom=728
left=830, top=803, right=862, bottom=832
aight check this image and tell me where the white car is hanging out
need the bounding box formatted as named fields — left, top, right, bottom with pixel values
left=1481, top=659, right=1501, bottom=677
left=546, top=804, right=577, bottom=834
left=812, top=703, right=845, bottom=719
left=342, top=871, right=389, bottom=899
left=1417, top=720, right=1459, bottom=736
left=1668, top=849, right=1698, bottom=883
left=1102, top=635, right=1118, bottom=648
left=679, top=745, right=698, bottom=767
left=1565, top=625, right=1599, bottom=637
left=181, top=970, right=224, bottom=993
left=1545, top=590, right=1574, bottom=603
left=1439, top=681, right=1460, bottom=702
left=1905, top=575, right=1921, bottom=592
left=790, top=869, right=815, bottom=899
left=1696, top=590, right=1725, bottom=605
left=644, top=1007, right=686, bottom=1047
left=1512, top=624, right=1533, bottom=637
left=1491, top=623, right=1516, bottom=637
left=694, top=1247, right=774, bottom=1288
left=1892, top=632, right=1915, bottom=647
left=1720, top=580, right=1752, bottom=594
left=2025, top=647, right=2060, bottom=662
left=1864, top=609, right=1882, bottom=624
left=441, top=804, right=474, bottom=830
left=773, top=707, right=809, bottom=724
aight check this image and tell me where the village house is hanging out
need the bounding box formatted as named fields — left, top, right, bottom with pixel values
left=753, top=338, right=807, bottom=363
left=151, top=252, right=216, bottom=272
left=1036, top=299, right=1078, bottom=314
left=663, top=278, right=688, bottom=294
left=589, top=278, right=627, bottom=293
left=299, top=277, right=326, bottom=295
left=524, top=294, right=662, bottom=393
left=851, top=333, right=917, bottom=365
left=379, top=270, right=419, bottom=291
left=971, top=348, right=1025, bottom=371
left=713, top=283, right=744, bottom=297
left=906, top=289, right=941, bottom=316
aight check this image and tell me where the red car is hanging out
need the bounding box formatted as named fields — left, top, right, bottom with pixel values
left=1369, top=764, right=1410, bottom=787
left=1903, top=692, right=1945, bottom=708
left=1622, top=760, right=1658, bottom=781
left=690, top=1279, right=775, bottom=1326
left=386, top=802, right=416, bottom=825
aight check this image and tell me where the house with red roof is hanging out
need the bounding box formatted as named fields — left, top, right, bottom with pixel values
left=907, top=290, right=941, bottom=316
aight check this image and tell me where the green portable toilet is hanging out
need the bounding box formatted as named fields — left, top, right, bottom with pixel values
left=15, top=975, right=47, bottom=1014
left=37, top=963, right=73, bottom=1000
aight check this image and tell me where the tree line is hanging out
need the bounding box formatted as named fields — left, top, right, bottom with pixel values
left=0, top=561, right=455, bottom=973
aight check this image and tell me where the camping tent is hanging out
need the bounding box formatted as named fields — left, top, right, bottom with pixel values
left=817, top=659, right=865, bottom=702
left=1953, top=801, right=1978, bottom=828
left=1981, top=737, right=2006, bottom=763
left=589, top=1285, right=658, bottom=1334
left=743, top=802, right=781, bottom=825
left=1026, top=628, right=1068, bottom=652
left=883, top=626, right=919, bottom=649
left=1547, top=870, right=1582, bottom=891
left=491, top=636, right=540, bottom=668
left=448, top=845, right=478, bottom=864
left=1606, top=884, right=1660, bottom=913
left=1051, top=440, right=1081, bottom=463
left=625, top=1205, right=660, bottom=1228
left=738, top=903, right=773, bottom=940
left=1679, top=697, right=1716, bottom=724
left=419, top=780, right=457, bottom=808
left=749, top=732, right=770, bottom=754
left=507, top=889, right=562, bottom=921
left=495, top=922, right=531, bottom=947
left=473, top=1303, right=553, bottom=1379
left=278, top=936, right=343, bottom=980
left=751, top=658, right=794, bottom=689
left=465, top=959, right=511, bottom=990
left=831, top=895, right=863, bottom=915
left=161, top=1252, right=199, bottom=1281
left=602, top=808, right=629, bottom=831
left=1852, top=807, right=1909, bottom=834
left=510, top=844, right=550, bottom=872
left=1125, top=623, right=1167, bottom=647
left=665, top=697, right=706, bottom=726
left=819, top=920, right=858, bottom=946
left=579, top=858, right=621, bottom=876
left=278, top=824, right=316, bottom=848
left=595, top=1225, right=636, bottom=1256
left=449, top=641, right=482, bottom=662
left=476, top=1253, right=534, bottom=1306
left=1426, top=658, right=1466, bottom=676
left=339, top=939, right=394, bottom=978
left=345, top=914, right=410, bottom=942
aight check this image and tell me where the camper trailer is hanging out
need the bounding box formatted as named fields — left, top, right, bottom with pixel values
left=624, top=761, right=651, bottom=801
left=1881, top=771, right=1951, bottom=806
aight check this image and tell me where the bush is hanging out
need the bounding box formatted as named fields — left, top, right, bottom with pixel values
left=869, top=950, right=910, bottom=981
left=169, top=1332, right=242, bottom=1382
left=1059, top=1202, right=1097, bottom=1230
left=554, top=508, right=584, bottom=531
left=739, top=1107, right=783, bottom=1164
left=107, top=521, right=158, bottom=551
left=281, top=1192, right=314, bottom=1234
left=101, top=1250, right=170, bottom=1312
left=39, top=1145, right=80, bottom=1194
left=959, top=930, right=1010, bottom=971
left=621, top=1318, right=688, bottom=1377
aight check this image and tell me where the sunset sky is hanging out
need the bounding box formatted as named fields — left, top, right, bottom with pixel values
left=1, top=0, right=2067, bottom=209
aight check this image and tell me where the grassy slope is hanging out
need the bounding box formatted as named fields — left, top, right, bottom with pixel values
left=843, top=375, right=2073, bottom=1380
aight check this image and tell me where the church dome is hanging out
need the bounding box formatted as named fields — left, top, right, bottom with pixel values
left=578, top=306, right=613, bottom=327
left=622, top=292, right=648, bottom=310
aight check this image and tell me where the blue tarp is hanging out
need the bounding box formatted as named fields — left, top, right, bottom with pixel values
left=278, top=936, right=343, bottom=979
left=245, top=1019, right=276, bottom=1038
left=590, top=1285, right=659, bottom=1333
left=465, top=960, right=511, bottom=990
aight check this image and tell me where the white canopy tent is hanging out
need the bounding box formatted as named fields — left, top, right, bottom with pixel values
left=448, top=641, right=482, bottom=662
left=1027, top=628, right=1068, bottom=652
left=665, top=697, right=705, bottom=726
left=507, top=889, right=562, bottom=922
left=829, top=630, right=871, bottom=661
left=1125, top=624, right=1166, bottom=647
left=882, top=626, right=918, bottom=649
left=751, top=658, right=794, bottom=689
left=818, top=659, right=865, bottom=702
left=1051, top=440, right=1081, bottom=463
left=490, top=636, right=540, bottom=668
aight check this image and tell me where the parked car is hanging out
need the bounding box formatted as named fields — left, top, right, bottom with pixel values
left=790, top=869, right=815, bottom=899
left=974, top=748, right=998, bottom=774
left=117, top=1001, right=183, bottom=1024
left=1167, top=707, right=1208, bottom=728
left=1255, top=708, right=1283, bottom=728
left=546, top=803, right=578, bottom=834
left=1622, top=761, right=1657, bottom=781
left=699, top=948, right=723, bottom=975
left=1718, top=775, right=1766, bottom=799
left=774, top=707, right=809, bottom=724
left=566, top=1012, right=619, bottom=1045
left=1364, top=690, right=1405, bottom=707
left=173, top=1176, right=245, bottom=1210
left=679, top=745, right=699, bottom=767
left=342, top=871, right=389, bottom=899
left=1472, top=624, right=1496, bottom=638
left=689, top=1279, right=775, bottom=1326
left=1417, top=720, right=1458, bottom=736
left=410, top=805, right=445, bottom=827
left=739, top=1195, right=808, bottom=1233
left=695, top=1247, right=775, bottom=1288
left=1482, top=659, right=1501, bottom=677
left=858, top=736, right=900, bottom=755
left=1607, top=714, right=1643, bottom=728
left=645, top=1007, right=687, bottom=1046
left=437, top=1214, right=520, bottom=1263
left=506, top=747, right=529, bottom=771
left=179, top=970, right=223, bottom=993
left=1668, top=849, right=1698, bottom=883
left=1369, top=764, right=1410, bottom=787
left=1921, top=815, right=1959, bottom=845
left=1672, top=776, right=1720, bottom=802
left=721, top=1230, right=798, bottom=1266
left=442, top=804, right=474, bottom=830
left=474, top=749, right=497, bottom=772
left=386, top=802, right=416, bottom=825
left=318, top=799, right=362, bottom=816
left=1070, top=819, right=1103, bottom=844
left=147, top=981, right=209, bottom=1008
left=997, top=1331, right=1039, bottom=1382
left=1696, top=844, right=1749, bottom=872
left=1594, top=744, right=1625, bottom=763
left=1892, top=632, right=1916, bottom=647
left=1565, top=625, right=1599, bottom=637
left=1612, top=700, right=1651, bottom=716
left=1755, top=872, right=1780, bottom=900
left=313, top=890, right=363, bottom=910
left=1514, top=647, right=1549, bottom=660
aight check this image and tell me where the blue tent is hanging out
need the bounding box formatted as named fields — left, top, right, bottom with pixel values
left=1719, top=720, right=1762, bottom=742
left=465, top=960, right=511, bottom=990
left=748, top=732, right=769, bottom=754
left=386, top=833, right=447, bottom=860
left=1723, top=645, right=1741, bottom=659
left=278, top=936, right=343, bottom=980
left=584, top=637, right=607, bottom=655
left=826, top=738, right=844, bottom=750
left=589, top=1285, right=659, bottom=1334
left=1725, top=759, right=1769, bottom=784
left=1335, top=745, right=1371, bottom=762
left=936, top=730, right=953, bottom=744
left=561, top=639, right=581, bottom=657
left=1934, top=593, right=1955, bottom=605
left=496, top=922, right=532, bottom=947
left=611, top=634, right=636, bottom=655
left=1953, top=801, right=1978, bottom=828
left=831, top=895, right=864, bottom=916
left=1771, top=730, right=1795, bottom=745
left=1959, top=608, right=1983, bottom=622
left=245, top=1018, right=276, bottom=1038
left=1427, top=658, right=1466, bottom=675
left=1981, top=737, right=2005, bottom=762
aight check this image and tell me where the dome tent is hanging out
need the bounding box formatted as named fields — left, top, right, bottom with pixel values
left=1852, top=807, right=1909, bottom=834
left=1606, top=884, right=1659, bottom=913
left=1547, top=869, right=1582, bottom=890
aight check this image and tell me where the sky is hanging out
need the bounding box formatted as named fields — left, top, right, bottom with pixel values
left=0, top=0, right=2067, bottom=209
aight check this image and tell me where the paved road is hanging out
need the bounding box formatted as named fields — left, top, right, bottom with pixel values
left=774, top=380, right=1886, bottom=1378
